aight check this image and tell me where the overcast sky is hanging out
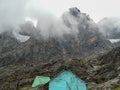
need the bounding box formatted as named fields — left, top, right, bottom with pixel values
left=34, top=0, right=120, bottom=22
left=0, top=0, right=119, bottom=24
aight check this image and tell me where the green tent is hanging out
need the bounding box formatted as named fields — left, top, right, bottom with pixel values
left=32, top=76, right=50, bottom=88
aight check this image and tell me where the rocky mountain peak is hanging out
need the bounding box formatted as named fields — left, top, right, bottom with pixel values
left=69, top=7, right=81, bottom=17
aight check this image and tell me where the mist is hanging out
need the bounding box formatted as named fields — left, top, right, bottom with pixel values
left=0, top=0, right=101, bottom=41
left=98, top=17, right=120, bottom=39
left=0, top=0, right=72, bottom=38
left=0, top=0, right=28, bottom=32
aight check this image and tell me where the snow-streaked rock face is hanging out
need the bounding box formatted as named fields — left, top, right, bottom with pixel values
left=108, top=39, right=120, bottom=43
left=13, top=32, right=30, bottom=42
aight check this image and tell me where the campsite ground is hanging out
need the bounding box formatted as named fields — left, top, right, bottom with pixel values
left=0, top=50, right=120, bottom=90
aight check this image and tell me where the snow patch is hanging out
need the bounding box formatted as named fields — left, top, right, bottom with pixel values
left=108, top=39, right=120, bottom=43
left=13, top=32, right=30, bottom=42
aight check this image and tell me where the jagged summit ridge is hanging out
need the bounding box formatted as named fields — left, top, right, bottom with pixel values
left=0, top=7, right=112, bottom=67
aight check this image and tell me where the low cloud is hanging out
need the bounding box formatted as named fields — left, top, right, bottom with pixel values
left=98, top=17, right=120, bottom=39
left=0, top=0, right=100, bottom=41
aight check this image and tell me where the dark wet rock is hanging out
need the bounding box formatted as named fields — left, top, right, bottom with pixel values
left=69, top=7, right=81, bottom=17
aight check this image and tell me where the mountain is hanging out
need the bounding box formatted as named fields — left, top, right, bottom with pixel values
left=0, top=7, right=116, bottom=90
left=0, top=7, right=112, bottom=67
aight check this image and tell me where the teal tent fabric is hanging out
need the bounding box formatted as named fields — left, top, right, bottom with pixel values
left=32, top=76, right=50, bottom=88
left=49, top=70, right=86, bottom=90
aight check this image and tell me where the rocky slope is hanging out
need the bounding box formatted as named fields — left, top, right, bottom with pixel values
left=0, top=46, right=120, bottom=90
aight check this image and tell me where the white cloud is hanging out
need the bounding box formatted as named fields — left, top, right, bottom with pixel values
left=0, top=0, right=120, bottom=25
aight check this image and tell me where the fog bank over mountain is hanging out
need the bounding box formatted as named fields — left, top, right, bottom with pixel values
left=0, top=0, right=102, bottom=41
left=98, top=17, right=120, bottom=39
left=1, top=0, right=120, bottom=42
